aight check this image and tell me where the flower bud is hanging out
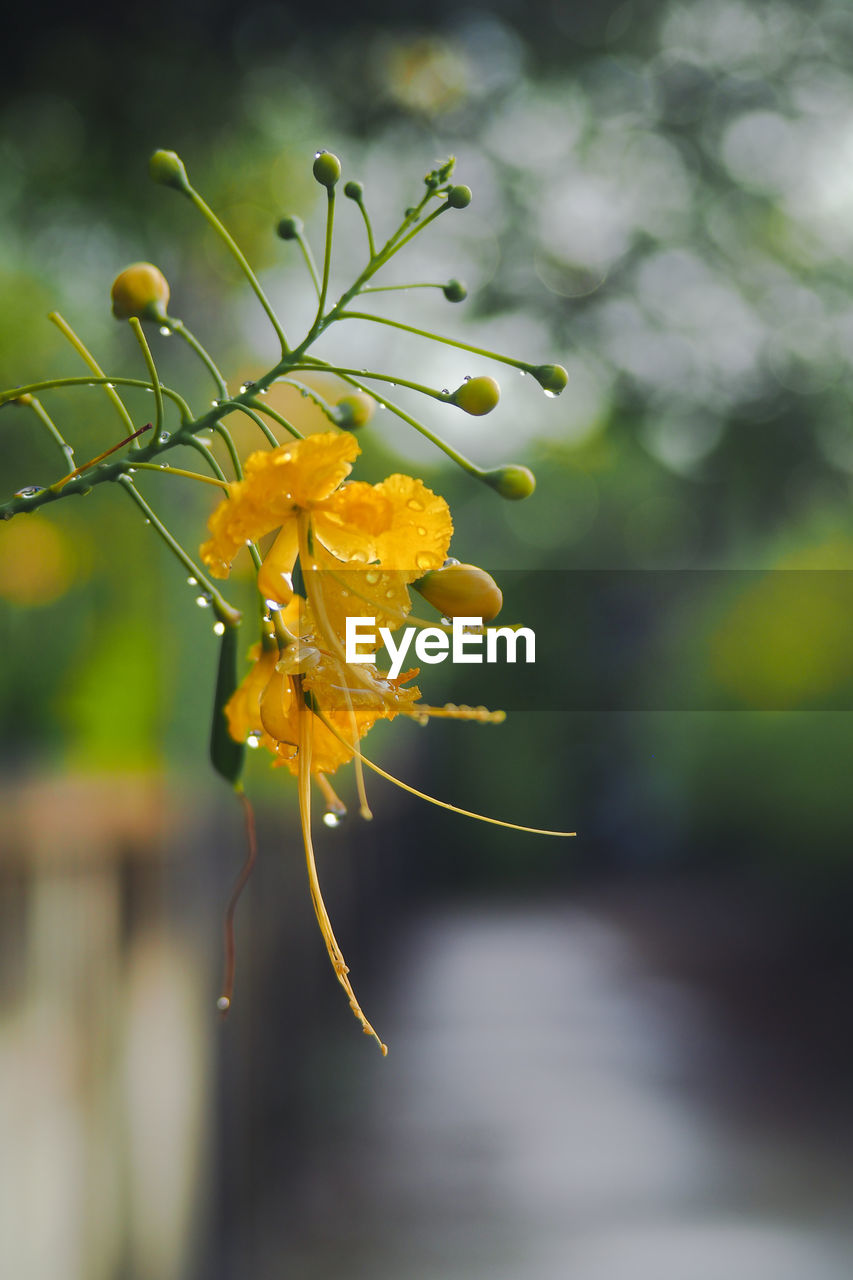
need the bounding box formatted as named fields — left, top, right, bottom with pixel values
left=334, top=392, right=375, bottom=430
left=530, top=363, right=569, bottom=396
left=149, top=149, right=190, bottom=193
left=482, top=465, right=536, bottom=500
left=450, top=375, right=500, bottom=416
left=414, top=562, right=503, bottom=621
left=277, top=215, right=304, bottom=240
left=313, top=150, right=341, bottom=189
left=447, top=184, right=472, bottom=209
left=343, top=180, right=364, bottom=201
left=111, top=263, right=171, bottom=323
left=443, top=279, right=467, bottom=303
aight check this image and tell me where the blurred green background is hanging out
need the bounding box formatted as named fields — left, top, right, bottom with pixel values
left=2, top=1, right=853, bottom=1278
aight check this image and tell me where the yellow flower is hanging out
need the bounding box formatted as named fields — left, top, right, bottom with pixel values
left=203, top=429, right=556, bottom=1054
left=200, top=432, right=452, bottom=615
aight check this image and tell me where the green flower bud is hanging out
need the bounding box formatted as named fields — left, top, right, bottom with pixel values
left=334, top=392, right=375, bottom=430
left=414, top=563, right=503, bottom=621
left=450, top=375, right=500, bottom=416
left=343, top=180, right=364, bottom=201
left=313, top=150, right=341, bottom=189
left=149, top=149, right=190, bottom=193
left=482, top=465, right=536, bottom=500
left=111, top=263, right=171, bottom=323
left=443, top=279, right=467, bottom=303
left=530, top=363, right=569, bottom=396
left=447, top=185, right=472, bottom=209
left=277, top=215, right=304, bottom=240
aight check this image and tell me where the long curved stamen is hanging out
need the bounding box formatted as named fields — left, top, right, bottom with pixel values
left=314, top=707, right=576, bottom=837
left=298, top=514, right=373, bottom=819
left=295, top=685, right=387, bottom=1054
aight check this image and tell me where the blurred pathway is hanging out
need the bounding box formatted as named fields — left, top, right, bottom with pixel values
left=271, top=903, right=853, bottom=1280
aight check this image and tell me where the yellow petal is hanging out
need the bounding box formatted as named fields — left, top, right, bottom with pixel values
left=200, top=432, right=359, bottom=578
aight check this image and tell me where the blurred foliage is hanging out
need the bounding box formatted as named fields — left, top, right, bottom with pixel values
left=3, top=0, right=853, bottom=884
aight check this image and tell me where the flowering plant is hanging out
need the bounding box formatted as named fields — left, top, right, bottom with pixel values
left=0, top=149, right=572, bottom=1051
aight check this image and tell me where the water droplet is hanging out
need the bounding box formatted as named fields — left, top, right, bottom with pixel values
left=158, top=431, right=171, bottom=444
left=441, top=388, right=449, bottom=395
left=464, top=374, right=471, bottom=382
left=127, top=466, right=137, bottom=474
left=144, top=518, right=151, bottom=525
left=519, top=369, right=526, bottom=377
left=196, top=436, right=213, bottom=447
left=187, top=576, right=198, bottom=586
left=341, top=589, right=350, bottom=598
left=105, top=382, right=116, bottom=389
left=544, top=389, right=557, bottom=399
left=258, top=387, right=268, bottom=396
left=323, top=811, right=342, bottom=828
left=351, top=550, right=367, bottom=563
left=216, top=996, right=231, bottom=1012
left=415, top=553, right=432, bottom=570
left=195, top=595, right=210, bottom=608
left=417, top=526, right=426, bottom=536
left=159, top=326, right=171, bottom=336
left=440, top=615, right=451, bottom=626
left=282, top=452, right=292, bottom=462
left=385, top=589, right=396, bottom=599
left=365, top=570, right=380, bottom=584
left=443, top=557, right=460, bottom=567
left=247, top=732, right=261, bottom=749
left=264, top=599, right=282, bottom=613
left=14, top=486, right=42, bottom=499
left=407, top=499, right=424, bottom=511
left=213, top=621, right=226, bottom=636
left=211, top=400, right=220, bottom=408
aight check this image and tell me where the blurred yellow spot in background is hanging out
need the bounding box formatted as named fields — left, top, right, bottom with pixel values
left=0, top=515, right=77, bottom=606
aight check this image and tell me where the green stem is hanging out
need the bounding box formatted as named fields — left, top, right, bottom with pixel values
left=118, top=476, right=240, bottom=626
left=1, top=376, right=194, bottom=423
left=355, top=198, right=376, bottom=258
left=211, top=421, right=244, bottom=480
left=360, top=282, right=445, bottom=294
left=166, top=316, right=229, bottom=397
left=331, top=370, right=482, bottom=477
left=293, top=363, right=450, bottom=405
left=295, top=232, right=321, bottom=298
left=275, top=378, right=339, bottom=425
left=313, top=189, right=336, bottom=330
left=128, top=318, right=164, bottom=434
left=24, top=397, right=76, bottom=470
left=244, top=398, right=304, bottom=440
left=185, top=186, right=289, bottom=354
left=131, top=461, right=230, bottom=489
left=184, top=436, right=230, bottom=483
left=49, top=311, right=138, bottom=442
left=231, top=402, right=281, bottom=448
left=336, top=311, right=529, bottom=371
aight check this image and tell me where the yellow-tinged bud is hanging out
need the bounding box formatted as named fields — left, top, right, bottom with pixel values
left=149, top=149, right=190, bottom=192
left=414, top=562, right=503, bottom=621
left=447, top=184, right=472, bottom=209
left=450, top=375, right=500, bottom=416
left=111, top=263, right=171, bottom=322
left=313, top=150, right=341, bottom=188
left=277, top=215, right=304, bottom=240
left=334, top=392, right=375, bottom=429
left=443, top=278, right=467, bottom=303
left=530, top=363, right=569, bottom=395
left=482, top=464, right=536, bottom=500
